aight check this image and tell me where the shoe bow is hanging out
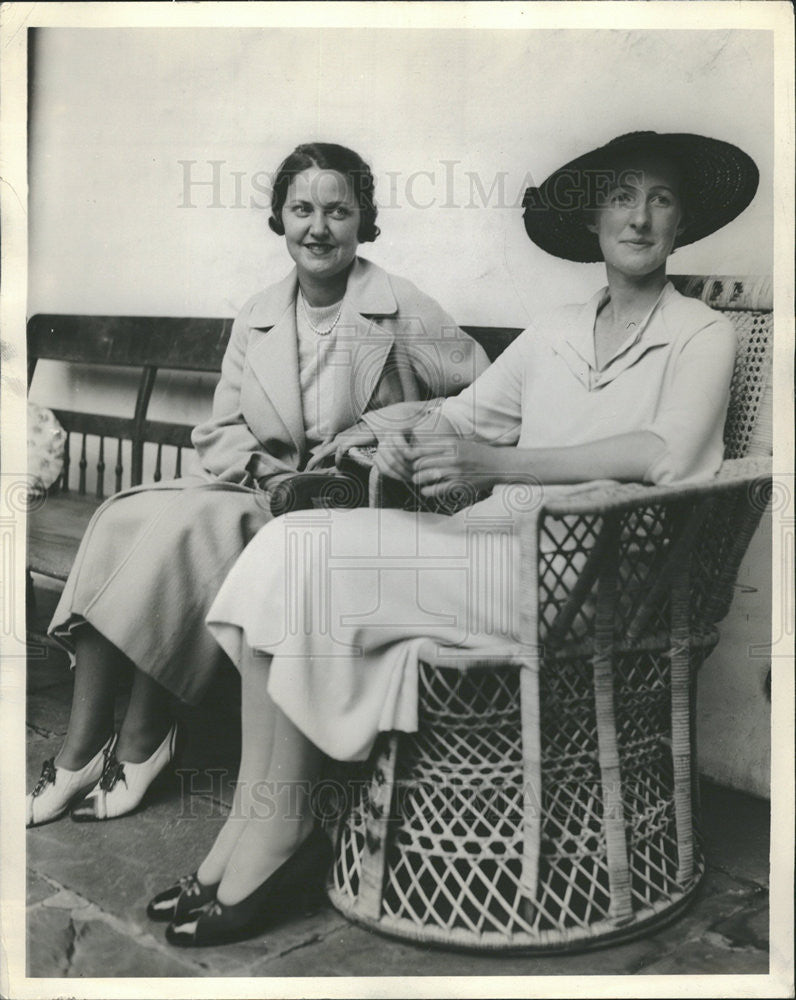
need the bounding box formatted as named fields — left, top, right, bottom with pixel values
left=98, top=750, right=127, bottom=792
left=32, top=758, right=57, bottom=797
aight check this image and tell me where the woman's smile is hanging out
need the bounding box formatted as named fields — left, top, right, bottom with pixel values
left=303, top=241, right=335, bottom=256
left=588, top=157, right=684, bottom=281
left=282, top=167, right=361, bottom=288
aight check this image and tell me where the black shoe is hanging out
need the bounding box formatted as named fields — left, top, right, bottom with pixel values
left=165, top=827, right=331, bottom=947
left=147, top=872, right=220, bottom=923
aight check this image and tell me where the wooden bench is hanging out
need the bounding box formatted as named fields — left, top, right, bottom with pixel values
left=27, top=273, right=770, bottom=589
left=26, top=314, right=517, bottom=586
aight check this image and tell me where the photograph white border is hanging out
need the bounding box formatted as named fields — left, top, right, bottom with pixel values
left=1, top=3, right=793, bottom=998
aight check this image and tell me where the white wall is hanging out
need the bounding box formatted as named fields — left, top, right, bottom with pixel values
left=28, top=27, right=773, bottom=321
left=27, top=26, right=774, bottom=795
left=697, top=515, right=772, bottom=796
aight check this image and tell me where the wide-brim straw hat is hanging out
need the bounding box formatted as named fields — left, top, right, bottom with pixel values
left=522, top=131, right=759, bottom=263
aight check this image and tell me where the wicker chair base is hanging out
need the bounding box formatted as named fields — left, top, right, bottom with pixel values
left=327, top=868, right=704, bottom=953
left=327, top=653, right=707, bottom=953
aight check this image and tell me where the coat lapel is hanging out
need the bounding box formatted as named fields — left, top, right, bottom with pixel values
left=330, top=308, right=395, bottom=431
left=245, top=272, right=305, bottom=453
left=241, top=257, right=400, bottom=449
left=329, top=259, right=399, bottom=429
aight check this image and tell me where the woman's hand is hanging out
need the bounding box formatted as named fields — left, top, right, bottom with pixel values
left=306, top=423, right=378, bottom=470
left=410, top=439, right=512, bottom=498
left=372, top=430, right=416, bottom=482
left=307, top=402, right=445, bottom=472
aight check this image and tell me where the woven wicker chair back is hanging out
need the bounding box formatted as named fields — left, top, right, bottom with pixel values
left=670, top=275, right=773, bottom=460
left=671, top=276, right=773, bottom=626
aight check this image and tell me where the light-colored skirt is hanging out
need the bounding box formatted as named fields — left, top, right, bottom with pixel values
left=206, top=487, right=563, bottom=761
left=50, top=477, right=273, bottom=704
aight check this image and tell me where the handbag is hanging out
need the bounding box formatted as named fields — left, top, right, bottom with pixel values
left=265, top=467, right=370, bottom=516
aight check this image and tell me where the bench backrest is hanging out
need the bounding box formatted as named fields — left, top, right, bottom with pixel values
left=27, top=316, right=233, bottom=493
left=27, top=273, right=772, bottom=498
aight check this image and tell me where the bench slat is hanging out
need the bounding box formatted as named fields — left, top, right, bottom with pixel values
left=29, top=315, right=522, bottom=372
left=28, top=315, right=233, bottom=372
left=461, top=325, right=522, bottom=362
left=141, top=420, right=194, bottom=449
left=49, top=414, right=194, bottom=471
left=51, top=410, right=137, bottom=439
left=28, top=493, right=102, bottom=581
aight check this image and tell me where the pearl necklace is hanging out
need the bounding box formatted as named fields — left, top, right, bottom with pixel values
left=299, top=291, right=343, bottom=337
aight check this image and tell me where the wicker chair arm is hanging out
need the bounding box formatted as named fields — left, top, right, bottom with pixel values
left=362, top=455, right=771, bottom=518
left=537, top=454, right=771, bottom=641
left=538, top=456, right=771, bottom=518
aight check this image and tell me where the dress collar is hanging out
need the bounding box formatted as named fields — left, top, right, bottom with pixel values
left=549, top=281, right=677, bottom=390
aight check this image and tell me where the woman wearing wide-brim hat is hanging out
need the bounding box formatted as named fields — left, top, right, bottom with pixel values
left=153, top=131, right=759, bottom=947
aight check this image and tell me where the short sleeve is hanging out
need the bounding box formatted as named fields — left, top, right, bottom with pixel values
left=642, top=315, right=737, bottom=485
left=439, top=329, right=530, bottom=444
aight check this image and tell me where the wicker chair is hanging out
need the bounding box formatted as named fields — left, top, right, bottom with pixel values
left=325, top=275, right=773, bottom=952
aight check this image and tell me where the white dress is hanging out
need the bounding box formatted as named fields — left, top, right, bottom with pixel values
left=206, top=283, right=737, bottom=759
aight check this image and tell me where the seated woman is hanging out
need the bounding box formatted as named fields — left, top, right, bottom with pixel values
left=152, top=131, right=759, bottom=946
left=26, top=141, right=489, bottom=827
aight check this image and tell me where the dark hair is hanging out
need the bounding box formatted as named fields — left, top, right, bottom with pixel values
left=268, top=142, right=380, bottom=243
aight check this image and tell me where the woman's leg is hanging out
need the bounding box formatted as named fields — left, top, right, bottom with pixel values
left=196, top=647, right=322, bottom=903
left=56, top=624, right=173, bottom=768
left=196, top=647, right=279, bottom=885
left=216, top=699, right=321, bottom=905
left=55, top=625, right=125, bottom=770
left=29, top=622, right=177, bottom=826
left=115, top=670, right=173, bottom=763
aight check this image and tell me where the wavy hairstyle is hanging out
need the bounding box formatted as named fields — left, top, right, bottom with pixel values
left=268, top=142, right=380, bottom=243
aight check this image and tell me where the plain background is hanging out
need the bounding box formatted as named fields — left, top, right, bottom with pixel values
left=27, top=28, right=773, bottom=322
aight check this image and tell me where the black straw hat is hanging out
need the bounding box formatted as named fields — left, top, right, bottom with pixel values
left=522, top=131, right=759, bottom=263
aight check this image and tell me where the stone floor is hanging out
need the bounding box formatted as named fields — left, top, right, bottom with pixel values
left=24, top=609, right=773, bottom=983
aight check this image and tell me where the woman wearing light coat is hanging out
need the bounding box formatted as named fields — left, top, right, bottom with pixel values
left=26, top=141, right=488, bottom=827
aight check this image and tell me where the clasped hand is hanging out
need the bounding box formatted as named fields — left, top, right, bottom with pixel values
left=373, top=432, right=507, bottom=499
left=305, top=422, right=378, bottom=470
left=306, top=402, right=440, bottom=471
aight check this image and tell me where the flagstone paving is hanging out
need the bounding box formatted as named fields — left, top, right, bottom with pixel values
left=24, top=605, right=771, bottom=982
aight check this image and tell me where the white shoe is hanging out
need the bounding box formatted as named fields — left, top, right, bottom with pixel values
left=70, top=725, right=177, bottom=822
left=27, top=734, right=117, bottom=828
